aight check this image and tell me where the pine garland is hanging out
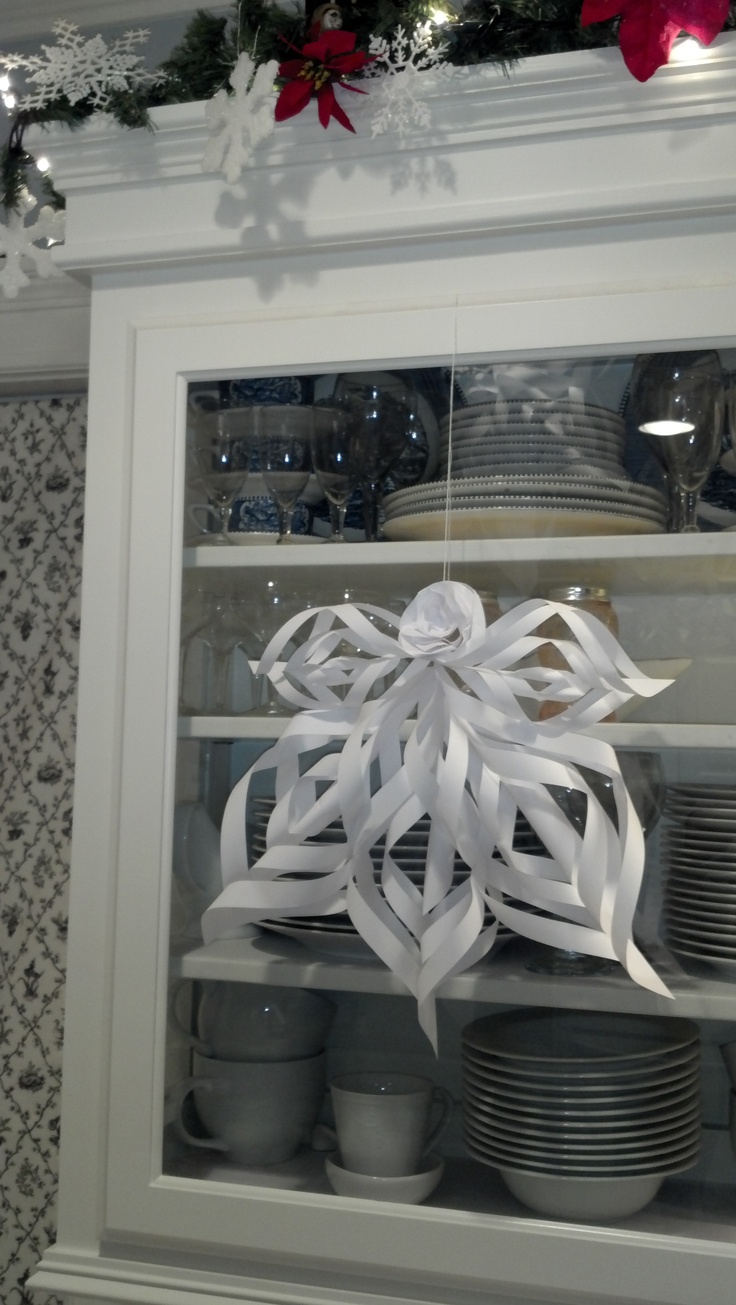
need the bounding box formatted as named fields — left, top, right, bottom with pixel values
left=1, top=0, right=735, bottom=213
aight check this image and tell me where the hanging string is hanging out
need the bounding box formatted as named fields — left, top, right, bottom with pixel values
left=442, top=304, right=458, bottom=583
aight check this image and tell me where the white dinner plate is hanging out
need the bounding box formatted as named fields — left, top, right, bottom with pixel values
left=383, top=508, right=665, bottom=541
left=462, top=1130, right=701, bottom=1176
left=462, top=1009, right=699, bottom=1062
left=464, top=1114, right=700, bottom=1160
left=461, top=1064, right=700, bottom=1107
left=461, top=1042, right=699, bottom=1081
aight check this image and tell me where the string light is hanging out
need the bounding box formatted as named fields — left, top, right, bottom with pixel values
left=670, top=36, right=707, bottom=62
left=36, top=157, right=51, bottom=174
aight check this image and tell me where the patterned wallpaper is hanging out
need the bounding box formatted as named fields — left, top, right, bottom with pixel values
left=0, top=396, right=86, bottom=1305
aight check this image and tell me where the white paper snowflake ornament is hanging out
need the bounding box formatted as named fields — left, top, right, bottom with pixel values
left=202, top=52, right=279, bottom=183
left=0, top=20, right=161, bottom=111
left=204, top=581, right=676, bottom=1049
left=366, top=24, right=449, bottom=137
left=0, top=192, right=65, bottom=299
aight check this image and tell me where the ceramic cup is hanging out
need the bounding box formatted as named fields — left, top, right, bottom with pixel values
left=169, top=1050, right=326, bottom=1166
left=169, top=980, right=336, bottom=1062
left=330, top=1072, right=453, bottom=1177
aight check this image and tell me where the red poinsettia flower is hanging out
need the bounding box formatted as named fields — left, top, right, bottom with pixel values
left=581, top=0, right=729, bottom=81
left=275, top=30, right=372, bottom=133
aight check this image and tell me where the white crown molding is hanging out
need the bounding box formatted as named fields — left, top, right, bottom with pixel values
left=0, top=1, right=229, bottom=41
left=30, top=35, right=736, bottom=280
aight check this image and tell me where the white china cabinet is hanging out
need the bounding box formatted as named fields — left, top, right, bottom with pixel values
left=28, top=36, right=736, bottom=1305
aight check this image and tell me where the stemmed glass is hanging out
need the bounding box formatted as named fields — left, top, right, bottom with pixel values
left=310, top=404, right=356, bottom=542
left=629, top=351, right=725, bottom=532
left=258, top=406, right=313, bottom=543
left=332, top=373, right=417, bottom=540
left=191, top=408, right=255, bottom=545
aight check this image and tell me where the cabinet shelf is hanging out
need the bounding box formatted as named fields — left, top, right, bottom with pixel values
left=183, top=533, right=736, bottom=597
left=177, top=716, right=736, bottom=748
left=171, top=934, right=736, bottom=1020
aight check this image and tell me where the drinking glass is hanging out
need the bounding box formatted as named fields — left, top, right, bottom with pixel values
left=180, top=593, right=268, bottom=715
left=191, top=408, right=255, bottom=544
left=629, top=351, right=725, bottom=532
left=332, top=373, right=418, bottom=540
left=258, top=407, right=313, bottom=542
left=310, top=404, right=356, bottom=542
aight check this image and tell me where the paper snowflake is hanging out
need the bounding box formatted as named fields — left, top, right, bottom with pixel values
left=202, top=52, right=279, bottom=183
left=0, top=19, right=161, bottom=110
left=365, top=25, right=449, bottom=138
left=0, top=192, right=65, bottom=299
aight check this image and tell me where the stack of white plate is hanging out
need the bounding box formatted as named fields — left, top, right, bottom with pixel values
left=249, top=798, right=542, bottom=959
left=461, top=1008, right=701, bottom=1220
left=438, top=400, right=627, bottom=478
left=662, top=784, right=736, bottom=976
left=382, top=475, right=666, bottom=541
left=382, top=399, right=667, bottom=540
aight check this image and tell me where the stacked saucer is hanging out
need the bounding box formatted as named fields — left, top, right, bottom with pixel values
left=461, top=1008, right=701, bottom=1220
left=662, top=783, right=736, bottom=975
left=382, top=399, right=667, bottom=540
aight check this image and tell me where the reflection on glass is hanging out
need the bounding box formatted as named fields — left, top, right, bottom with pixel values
left=629, top=351, right=725, bottom=533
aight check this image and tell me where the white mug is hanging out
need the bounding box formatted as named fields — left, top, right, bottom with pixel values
left=169, top=1050, right=326, bottom=1166
left=330, top=1071, right=453, bottom=1177
left=169, top=980, right=336, bottom=1062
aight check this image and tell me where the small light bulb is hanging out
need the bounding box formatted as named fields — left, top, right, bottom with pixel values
left=670, top=36, right=707, bottom=63
left=3, top=92, right=16, bottom=109
left=0, top=74, right=10, bottom=93
left=639, top=420, right=695, bottom=437
left=36, top=156, right=51, bottom=174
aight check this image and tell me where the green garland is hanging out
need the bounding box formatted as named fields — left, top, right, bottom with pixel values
left=1, top=1, right=734, bottom=213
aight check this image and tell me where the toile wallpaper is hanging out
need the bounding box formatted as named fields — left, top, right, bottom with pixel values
left=0, top=395, right=86, bottom=1305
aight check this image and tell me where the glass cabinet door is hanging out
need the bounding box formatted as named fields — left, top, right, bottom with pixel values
left=149, top=344, right=736, bottom=1260
left=92, top=311, right=736, bottom=1305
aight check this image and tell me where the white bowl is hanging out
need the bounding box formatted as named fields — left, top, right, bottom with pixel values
left=325, top=1152, right=444, bottom=1203
left=500, top=1167, right=663, bottom=1221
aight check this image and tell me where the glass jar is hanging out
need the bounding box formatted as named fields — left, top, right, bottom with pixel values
left=538, top=585, right=619, bottom=721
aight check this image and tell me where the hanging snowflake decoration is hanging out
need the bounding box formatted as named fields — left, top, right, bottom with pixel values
left=365, top=25, right=449, bottom=138
left=0, top=19, right=161, bottom=110
left=205, top=582, right=676, bottom=1049
left=0, top=192, right=65, bottom=299
left=202, top=52, right=279, bottom=183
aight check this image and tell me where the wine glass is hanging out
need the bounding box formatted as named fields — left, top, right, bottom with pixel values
left=258, top=406, right=313, bottom=543
left=629, top=351, right=725, bottom=532
left=191, top=408, right=255, bottom=545
left=332, top=373, right=417, bottom=540
left=310, top=404, right=357, bottom=542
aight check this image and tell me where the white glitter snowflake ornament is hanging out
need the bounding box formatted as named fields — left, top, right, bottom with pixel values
left=202, top=52, right=278, bottom=183
left=366, top=25, right=449, bottom=137
left=0, top=20, right=161, bottom=111
left=0, top=192, right=65, bottom=299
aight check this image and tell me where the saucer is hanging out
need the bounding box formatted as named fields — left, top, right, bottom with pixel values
left=324, top=1152, right=444, bottom=1203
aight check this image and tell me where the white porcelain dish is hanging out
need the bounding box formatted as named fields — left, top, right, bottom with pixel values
left=324, top=1152, right=444, bottom=1204
left=499, top=1167, right=664, bottom=1221
left=383, top=508, right=665, bottom=541
left=462, top=1010, right=698, bottom=1062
